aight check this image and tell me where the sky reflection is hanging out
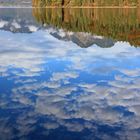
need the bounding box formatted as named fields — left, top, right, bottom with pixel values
left=0, top=8, right=140, bottom=140
left=0, top=29, right=140, bottom=140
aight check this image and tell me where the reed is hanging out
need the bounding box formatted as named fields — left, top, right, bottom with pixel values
left=32, top=0, right=140, bottom=7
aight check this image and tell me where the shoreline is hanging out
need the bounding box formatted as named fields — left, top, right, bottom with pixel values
left=38, top=6, right=138, bottom=9
left=0, top=5, right=138, bottom=9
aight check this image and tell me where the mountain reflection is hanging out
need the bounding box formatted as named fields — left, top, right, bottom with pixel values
left=0, top=28, right=140, bottom=140
left=33, top=8, right=140, bottom=46
left=0, top=8, right=140, bottom=140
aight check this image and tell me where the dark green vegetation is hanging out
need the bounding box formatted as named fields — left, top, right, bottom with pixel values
left=33, top=8, right=140, bottom=46
left=32, top=0, right=140, bottom=6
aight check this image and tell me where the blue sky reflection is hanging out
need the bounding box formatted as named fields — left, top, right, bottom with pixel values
left=0, top=29, right=140, bottom=140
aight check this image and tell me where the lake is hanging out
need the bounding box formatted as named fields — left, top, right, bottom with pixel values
left=0, top=8, right=140, bottom=140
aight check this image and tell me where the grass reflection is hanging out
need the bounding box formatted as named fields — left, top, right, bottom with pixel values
left=33, top=8, right=140, bottom=46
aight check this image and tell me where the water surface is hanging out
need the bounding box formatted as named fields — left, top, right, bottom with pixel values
left=0, top=8, right=140, bottom=140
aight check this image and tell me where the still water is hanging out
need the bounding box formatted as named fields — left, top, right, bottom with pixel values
left=0, top=8, right=140, bottom=140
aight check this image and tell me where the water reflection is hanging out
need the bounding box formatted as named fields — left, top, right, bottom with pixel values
left=0, top=8, right=40, bottom=33
left=0, top=8, right=140, bottom=140
left=33, top=8, right=140, bottom=47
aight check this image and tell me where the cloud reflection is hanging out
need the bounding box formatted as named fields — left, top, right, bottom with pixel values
left=0, top=30, right=140, bottom=140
